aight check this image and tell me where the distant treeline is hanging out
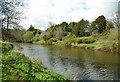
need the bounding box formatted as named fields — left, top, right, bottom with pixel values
left=1, top=15, right=117, bottom=43
left=42, top=15, right=109, bottom=41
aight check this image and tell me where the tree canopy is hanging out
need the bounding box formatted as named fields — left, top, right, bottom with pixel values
left=28, top=25, right=35, bottom=31
left=89, top=15, right=107, bottom=34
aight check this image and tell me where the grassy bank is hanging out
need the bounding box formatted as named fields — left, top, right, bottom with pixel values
left=61, top=29, right=118, bottom=52
left=33, top=28, right=118, bottom=53
left=1, top=42, right=68, bottom=80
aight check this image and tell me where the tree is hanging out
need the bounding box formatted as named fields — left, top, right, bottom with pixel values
left=88, top=21, right=96, bottom=34
left=72, top=23, right=80, bottom=37
left=95, top=15, right=107, bottom=33
left=28, top=25, right=35, bottom=31
left=112, top=11, right=120, bottom=28
left=23, top=31, right=34, bottom=43
left=68, top=22, right=76, bottom=30
left=61, top=22, right=70, bottom=32
left=33, top=29, right=42, bottom=35
left=0, top=0, right=27, bottom=30
left=89, top=15, right=107, bottom=34
left=54, top=26, right=63, bottom=40
left=72, top=19, right=89, bottom=37
left=42, top=35, right=47, bottom=41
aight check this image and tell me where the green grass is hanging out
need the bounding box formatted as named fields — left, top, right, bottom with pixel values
left=60, top=28, right=118, bottom=52
left=92, top=28, right=118, bottom=42
left=1, top=42, right=68, bottom=80
left=76, top=28, right=118, bottom=52
left=61, top=36, right=96, bottom=46
left=1, top=42, right=13, bottom=53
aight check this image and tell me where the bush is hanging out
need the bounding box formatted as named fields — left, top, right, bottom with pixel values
left=23, top=31, right=34, bottom=43
left=87, top=38, right=96, bottom=43
left=75, top=38, right=82, bottom=44
left=62, top=39, right=73, bottom=46
left=2, top=42, right=13, bottom=53
left=75, top=37, right=96, bottom=44
left=32, top=36, right=41, bottom=42
left=46, top=38, right=58, bottom=45
left=62, top=37, right=96, bottom=46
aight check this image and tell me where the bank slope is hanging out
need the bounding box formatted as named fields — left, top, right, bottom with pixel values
left=1, top=42, right=68, bottom=80
left=61, top=28, right=118, bottom=52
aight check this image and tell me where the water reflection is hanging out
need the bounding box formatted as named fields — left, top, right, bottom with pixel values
left=19, top=43, right=118, bottom=80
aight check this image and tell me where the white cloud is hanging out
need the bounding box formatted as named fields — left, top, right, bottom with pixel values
left=20, top=0, right=119, bottom=30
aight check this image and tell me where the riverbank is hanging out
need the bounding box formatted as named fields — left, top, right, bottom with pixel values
left=1, top=42, right=68, bottom=80
left=70, top=28, right=118, bottom=53
left=33, top=28, right=118, bottom=53
left=70, top=41, right=118, bottom=52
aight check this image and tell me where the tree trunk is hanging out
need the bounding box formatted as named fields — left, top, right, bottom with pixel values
left=7, top=16, right=9, bottom=31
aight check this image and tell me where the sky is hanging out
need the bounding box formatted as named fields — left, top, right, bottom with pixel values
left=20, top=0, right=119, bottom=30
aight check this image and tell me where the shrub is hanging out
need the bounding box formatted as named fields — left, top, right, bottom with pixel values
left=79, top=38, right=96, bottom=44
left=23, top=31, right=34, bottom=43
left=67, top=37, right=96, bottom=44
left=75, top=38, right=82, bottom=44
left=33, top=36, right=41, bottom=42
left=2, top=42, right=13, bottom=53
left=62, top=39, right=72, bottom=46
left=46, top=38, right=58, bottom=45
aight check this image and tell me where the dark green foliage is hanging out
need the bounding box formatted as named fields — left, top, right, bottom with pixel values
left=75, top=37, right=96, bottom=44
left=2, top=42, right=13, bottom=53
left=28, top=25, right=35, bottom=31
left=71, top=19, right=89, bottom=37
left=76, top=38, right=96, bottom=44
left=96, top=15, right=107, bottom=33
left=72, top=23, right=80, bottom=37
left=89, top=15, right=107, bottom=34
left=32, top=29, right=42, bottom=35
left=61, top=22, right=70, bottom=32
left=68, top=22, right=76, bottom=32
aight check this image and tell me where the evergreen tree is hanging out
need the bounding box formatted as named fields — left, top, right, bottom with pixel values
left=28, top=25, right=35, bottom=31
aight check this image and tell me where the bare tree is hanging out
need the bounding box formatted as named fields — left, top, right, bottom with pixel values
left=0, top=0, right=27, bottom=30
left=111, top=11, right=120, bottom=28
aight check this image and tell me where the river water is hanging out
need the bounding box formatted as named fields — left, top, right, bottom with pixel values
left=18, top=43, right=118, bottom=80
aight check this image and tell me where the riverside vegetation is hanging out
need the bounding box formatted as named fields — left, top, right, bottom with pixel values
left=1, top=42, right=68, bottom=80
left=2, top=15, right=116, bottom=53
left=2, top=15, right=118, bottom=52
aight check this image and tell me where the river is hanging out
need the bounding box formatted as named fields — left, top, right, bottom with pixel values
left=18, top=43, right=118, bottom=80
